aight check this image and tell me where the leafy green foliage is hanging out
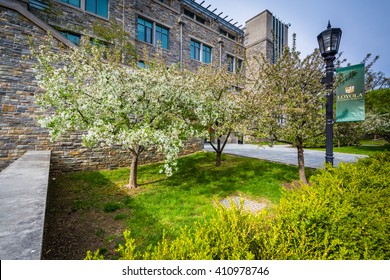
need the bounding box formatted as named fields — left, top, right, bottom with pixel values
left=365, top=88, right=390, bottom=114
left=88, top=202, right=263, bottom=260
left=260, top=152, right=389, bottom=259
left=243, top=47, right=326, bottom=183
left=363, top=88, right=390, bottom=143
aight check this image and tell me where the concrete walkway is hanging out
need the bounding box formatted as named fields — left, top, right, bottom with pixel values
left=220, top=196, right=268, bottom=213
left=204, top=143, right=366, bottom=169
left=0, top=151, right=51, bottom=260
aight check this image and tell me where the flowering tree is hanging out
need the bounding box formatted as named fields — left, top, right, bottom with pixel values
left=31, top=38, right=195, bottom=188
left=243, top=48, right=326, bottom=184
left=193, top=64, right=243, bottom=166
left=363, top=88, right=390, bottom=143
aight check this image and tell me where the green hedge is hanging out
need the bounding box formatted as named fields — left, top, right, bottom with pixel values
left=86, top=152, right=390, bottom=260
left=258, top=152, right=389, bottom=259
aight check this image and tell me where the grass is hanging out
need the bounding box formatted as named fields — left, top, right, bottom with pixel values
left=45, top=151, right=315, bottom=259
left=309, top=139, right=390, bottom=156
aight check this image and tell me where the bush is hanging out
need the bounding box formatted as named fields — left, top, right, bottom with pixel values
left=141, top=202, right=261, bottom=260
left=86, top=201, right=263, bottom=260
left=259, top=152, right=390, bottom=259
left=87, top=152, right=389, bottom=260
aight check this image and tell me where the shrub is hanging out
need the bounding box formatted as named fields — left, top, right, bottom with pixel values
left=141, top=202, right=261, bottom=260
left=86, top=201, right=263, bottom=260
left=259, top=152, right=390, bottom=259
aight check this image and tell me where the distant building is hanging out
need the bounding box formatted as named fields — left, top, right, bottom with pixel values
left=0, top=0, right=289, bottom=172
left=245, top=9, right=289, bottom=63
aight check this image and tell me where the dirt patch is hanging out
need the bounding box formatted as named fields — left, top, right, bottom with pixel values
left=42, top=180, right=129, bottom=260
left=42, top=209, right=127, bottom=259
left=282, top=180, right=303, bottom=190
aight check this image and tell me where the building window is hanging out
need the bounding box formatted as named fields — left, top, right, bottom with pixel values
left=220, top=28, right=237, bottom=41
left=156, top=25, right=169, bottom=49
left=59, top=0, right=108, bottom=18
left=190, top=40, right=201, bottom=61
left=29, top=0, right=51, bottom=10
left=227, top=55, right=242, bottom=72
left=184, top=8, right=207, bottom=26
left=184, top=9, right=195, bottom=19
left=202, top=45, right=211, bottom=64
left=137, top=17, right=169, bottom=49
left=85, top=0, right=108, bottom=18
left=237, top=59, right=243, bottom=71
left=219, top=28, right=228, bottom=36
left=272, top=16, right=287, bottom=63
left=227, top=54, right=234, bottom=72
left=191, top=39, right=211, bottom=64
left=61, top=31, right=81, bottom=45
left=196, top=16, right=206, bottom=25
left=228, top=34, right=236, bottom=41
left=137, top=18, right=153, bottom=44
left=60, top=0, right=81, bottom=8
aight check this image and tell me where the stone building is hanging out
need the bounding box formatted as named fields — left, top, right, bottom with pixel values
left=0, top=0, right=288, bottom=172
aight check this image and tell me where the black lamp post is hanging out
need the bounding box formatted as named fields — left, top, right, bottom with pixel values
left=317, top=21, right=342, bottom=166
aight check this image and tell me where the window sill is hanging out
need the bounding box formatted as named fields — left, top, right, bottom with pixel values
left=137, top=40, right=170, bottom=51
left=190, top=58, right=211, bottom=65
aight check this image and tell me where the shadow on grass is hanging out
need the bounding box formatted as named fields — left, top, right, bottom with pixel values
left=164, top=152, right=303, bottom=202
left=42, top=169, right=165, bottom=259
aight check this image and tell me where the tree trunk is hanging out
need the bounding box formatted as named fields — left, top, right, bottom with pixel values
left=209, top=130, right=231, bottom=167
left=128, top=150, right=139, bottom=189
left=216, top=151, right=222, bottom=166
left=216, top=137, right=221, bottom=166
left=127, top=146, right=145, bottom=189
left=296, top=142, right=308, bottom=185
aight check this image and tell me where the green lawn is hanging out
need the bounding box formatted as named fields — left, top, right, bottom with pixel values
left=310, top=139, right=389, bottom=156
left=46, top=152, right=312, bottom=258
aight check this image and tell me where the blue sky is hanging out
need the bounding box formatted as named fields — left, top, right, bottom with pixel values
left=204, top=0, right=390, bottom=77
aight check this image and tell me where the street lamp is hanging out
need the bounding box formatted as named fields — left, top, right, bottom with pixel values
left=317, top=21, right=342, bottom=166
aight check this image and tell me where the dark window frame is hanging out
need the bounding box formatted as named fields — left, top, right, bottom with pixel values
left=137, top=17, right=153, bottom=45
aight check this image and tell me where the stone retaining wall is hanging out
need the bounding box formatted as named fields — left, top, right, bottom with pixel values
left=0, top=150, right=51, bottom=260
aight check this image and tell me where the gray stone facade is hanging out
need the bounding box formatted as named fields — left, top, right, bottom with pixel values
left=0, top=0, right=287, bottom=172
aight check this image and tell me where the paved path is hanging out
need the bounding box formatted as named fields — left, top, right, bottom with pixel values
left=204, top=143, right=366, bottom=169
left=220, top=196, right=267, bottom=213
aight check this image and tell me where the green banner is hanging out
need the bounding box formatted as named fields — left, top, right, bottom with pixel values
left=336, top=63, right=365, bottom=122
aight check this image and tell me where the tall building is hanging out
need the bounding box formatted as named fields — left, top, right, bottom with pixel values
left=0, top=0, right=289, bottom=172
left=245, top=9, right=289, bottom=63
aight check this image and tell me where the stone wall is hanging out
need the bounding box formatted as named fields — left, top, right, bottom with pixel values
left=0, top=0, right=262, bottom=173
left=0, top=3, right=203, bottom=173
left=0, top=5, right=52, bottom=170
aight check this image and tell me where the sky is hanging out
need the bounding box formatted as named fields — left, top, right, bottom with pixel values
left=202, top=0, right=390, bottom=77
